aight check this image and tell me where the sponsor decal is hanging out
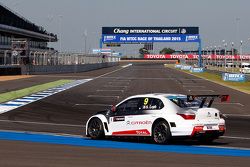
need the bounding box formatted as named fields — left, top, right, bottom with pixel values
left=126, top=120, right=152, bottom=125
left=175, top=64, right=182, bottom=69
left=190, top=67, right=204, bottom=73
left=181, top=28, right=187, bottom=34
left=185, top=35, right=199, bottom=42
left=103, top=36, right=116, bottom=41
left=113, top=116, right=125, bottom=122
left=181, top=65, right=192, bottom=70
left=112, top=129, right=150, bottom=136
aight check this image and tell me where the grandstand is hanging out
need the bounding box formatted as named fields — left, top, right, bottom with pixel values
left=0, top=3, right=119, bottom=75
left=0, top=3, right=57, bottom=66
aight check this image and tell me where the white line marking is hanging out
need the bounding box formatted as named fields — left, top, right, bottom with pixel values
left=0, top=119, right=83, bottom=127
left=88, top=95, right=120, bottom=98
left=214, top=102, right=245, bottom=107
left=222, top=136, right=250, bottom=140
left=115, top=80, right=131, bottom=82
left=188, top=89, right=215, bottom=92
left=0, top=64, right=131, bottom=115
left=74, top=104, right=112, bottom=107
left=104, top=85, right=128, bottom=88
left=0, top=129, right=250, bottom=151
left=122, top=64, right=132, bottom=68
left=97, top=90, right=124, bottom=92
left=225, top=114, right=250, bottom=117
left=0, top=79, right=92, bottom=114
left=102, top=77, right=174, bottom=80
left=179, top=79, right=203, bottom=81
left=94, top=66, right=130, bottom=79
left=183, top=86, right=206, bottom=88
left=108, top=82, right=130, bottom=85
left=199, top=145, right=250, bottom=150
left=173, top=68, right=250, bottom=95
left=181, top=83, right=197, bottom=85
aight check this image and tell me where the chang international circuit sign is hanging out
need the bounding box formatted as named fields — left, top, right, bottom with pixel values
left=102, top=27, right=200, bottom=43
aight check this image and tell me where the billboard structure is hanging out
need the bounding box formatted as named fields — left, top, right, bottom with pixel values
left=101, top=27, right=202, bottom=66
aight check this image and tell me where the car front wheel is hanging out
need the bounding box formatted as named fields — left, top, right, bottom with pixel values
left=87, top=118, right=104, bottom=139
left=152, top=121, right=171, bottom=144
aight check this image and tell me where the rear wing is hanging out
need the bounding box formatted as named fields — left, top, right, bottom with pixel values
left=187, top=95, right=230, bottom=108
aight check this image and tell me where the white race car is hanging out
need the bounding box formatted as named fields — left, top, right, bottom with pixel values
left=86, top=94, right=228, bottom=144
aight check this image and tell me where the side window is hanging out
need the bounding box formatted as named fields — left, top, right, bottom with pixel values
left=138, top=98, right=164, bottom=111
left=116, top=98, right=140, bottom=115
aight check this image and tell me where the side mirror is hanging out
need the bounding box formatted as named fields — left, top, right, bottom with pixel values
left=111, top=105, right=116, bottom=112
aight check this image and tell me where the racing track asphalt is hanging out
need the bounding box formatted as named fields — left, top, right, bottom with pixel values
left=0, top=62, right=250, bottom=166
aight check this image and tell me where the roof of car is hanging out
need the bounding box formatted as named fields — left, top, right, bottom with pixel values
left=128, top=93, right=186, bottom=99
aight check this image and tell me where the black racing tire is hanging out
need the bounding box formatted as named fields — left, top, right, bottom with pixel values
left=87, top=118, right=105, bottom=140
left=152, top=120, right=171, bottom=144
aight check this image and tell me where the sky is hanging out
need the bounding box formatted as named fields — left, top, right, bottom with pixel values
left=1, top=0, right=250, bottom=54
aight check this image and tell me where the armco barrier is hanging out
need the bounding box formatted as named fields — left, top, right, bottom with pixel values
left=222, top=73, right=246, bottom=82
left=0, top=65, right=21, bottom=75
left=190, top=67, right=205, bottom=73
left=24, top=62, right=118, bottom=75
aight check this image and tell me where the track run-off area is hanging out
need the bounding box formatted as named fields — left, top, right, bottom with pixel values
left=0, top=62, right=250, bottom=167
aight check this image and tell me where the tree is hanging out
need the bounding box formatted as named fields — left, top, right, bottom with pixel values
left=159, top=48, right=175, bottom=54
left=139, top=47, right=150, bottom=58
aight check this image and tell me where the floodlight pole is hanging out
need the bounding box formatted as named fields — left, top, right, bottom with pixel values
left=99, top=38, right=103, bottom=49
left=198, top=39, right=202, bottom=67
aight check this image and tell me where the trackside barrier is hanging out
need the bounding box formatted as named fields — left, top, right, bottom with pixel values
left=190, top=67, right=205, bottom=73
left=175, top=64, right=182, bottom=69
left=181, top=65, right=192, bottom=70
left=222, top=73, right=246, bottom=82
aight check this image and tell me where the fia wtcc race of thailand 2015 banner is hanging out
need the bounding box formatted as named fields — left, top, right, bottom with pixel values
left=222, top=73, right=246, bottom=82
left=144, top=54, right=250, bottom=60
left=102, top=27, right=200, bottom=43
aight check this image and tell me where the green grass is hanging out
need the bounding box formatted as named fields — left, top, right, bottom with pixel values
left=0, top=80, right=72, bottom=103
left=165, top=64, right=250, bottom=94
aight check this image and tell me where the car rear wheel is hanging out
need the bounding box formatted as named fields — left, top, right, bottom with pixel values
left=152, top=121, right=171, bottom=144
left=87, top=118, right=104, bottom=139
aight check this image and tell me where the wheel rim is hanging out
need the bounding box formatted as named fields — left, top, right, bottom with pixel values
left=154, top=123, right=168, bottom=143
left=88, top=119, right=102, bottom=137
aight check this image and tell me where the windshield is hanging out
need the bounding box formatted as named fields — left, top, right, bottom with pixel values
left=167, top=96, right=202, bottom=108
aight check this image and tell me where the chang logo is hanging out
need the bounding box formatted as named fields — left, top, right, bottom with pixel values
left=114, top=28, right=129, bottom=34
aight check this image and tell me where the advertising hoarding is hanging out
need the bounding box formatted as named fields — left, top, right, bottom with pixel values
left=222, top=73, right=246, bottom=82
left=102, top=27, right=199, bottom=35
left=102, top=27, right=200, bottom=43
left=144, top=54, right=250, bottom=60
left=190, top=67, right=205, bottom=73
